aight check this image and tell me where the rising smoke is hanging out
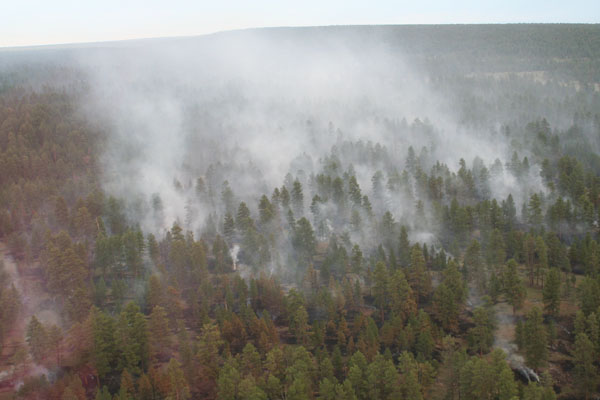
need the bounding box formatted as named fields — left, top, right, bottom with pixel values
left=73, top=28, right=548, bottom=240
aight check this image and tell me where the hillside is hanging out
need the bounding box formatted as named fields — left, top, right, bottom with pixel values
left=0, top=24, right=600, bottom=399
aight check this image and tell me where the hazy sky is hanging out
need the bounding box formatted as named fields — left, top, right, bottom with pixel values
left=2, top=0, right=599, bottom=47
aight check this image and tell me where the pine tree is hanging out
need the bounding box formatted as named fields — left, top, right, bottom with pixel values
left=213, top=234, right=232, bottom=273
left=241, top=343, right=262, bottom=378
left=54, top=196, right=69, bottom=227
left=280, top=186, right=291, bottom=210
left=73, top=206, right=95, bottom=238
left=468, top=306, right=495, bottom=354
left=223, top=213, right=235, bottom=242
left=528, top=193, right=543, bottom=227
left=573, top=332, right=598, bottom=400
left=45, top=233, right=88, bottom=305
left=579, top=277, right=600, bottom=316
left=348, top=176, right=362, bottom=207
left=348, top=351, right=369, bottom=400
left=145, top=234, right=158, bottom=265
left=95, top=386, right=112, bottom=400
left=491, top=349, right=518, bottom=400
left=388, top=269, right=416, bottom=323
left=503, top=259, right=525, bottom=314
left=319, top=378, right=337, bottom=400
left=335, top=380, right=358, bottom=400
left=116, top=302, right=148, bottom=375
left=310, top=194, right=322, bottom=223
left=221, top=181, right=236, bottom=215
left=47, top=324, right=62, bottom=367
left=379, top=212, right=396, bottom=248
left=93, top=310, right=118, bottom=382
left=433, top=261, right=466, bottom=332
left=523, top=307, right=548, bottom=370
left=166, top=358, right=190, bottom=400
left=437, top=337, right=468, bottom=400
left=217, top=358, right=241, bottom=400
left=26, top=316, right=47, bottom=363
left=409, top=244, right=431, bottom=302
left=350, top=245, right=363, bottom=274
left=397, top=352, right=423, bottom=400
left=236, top=202, right=252, bottom=232
left=366, top=354, right=399, bottom=400
left=258, top=194, right=275, bottom=226
left=290, top=305, right=309, bottom=345
left=534, top=236, right=549, bottom=287
left=119, top=369, right=135, bottom=400
left=293, top=218, right=316, bottom=268
left=148, top=305, right=170, bottom=363
left=291, top=179, right=304, bottom=216
left=524, top=234, right=536, bottom=285
left=486, top=228, right=506, bottom=267
left=415, top=310, right=435, bottom=360
left=62, top=375, right=86, bottom=400
left=362, top=195, right=373, bottom=217
left=543, top=268, right=561, bottom=317
left=522, top=382, right=556, bottom=400
left=464, top=240, right=486, bottom=290
left=459, top=349, right=516, bottom=400
left=503, top=194, right=517, bottom=229
left=238, top=375, right=267, bottom=400
left=373, top=261, right=388, bottom=323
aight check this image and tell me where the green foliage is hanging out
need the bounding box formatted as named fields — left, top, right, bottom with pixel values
left=522, top=307, right=548, bottom=370
left=573, top=333, right=598, bottom=399
left=459, top=349, right=517, bottom=400
left=503, top=259, right=526, bottom=313
left=166, top=357, right=191, bottom=400
left=433, top=260, right=466, bottom=332
left=366, top=354, right=399, bottom=400
left=468, top=306, right=495, bottom=355
left=4, top=31, right=600, bottom=398
left=293, top=217, right=316, bottom=268
left=543, top=267, right=561, bottom=317
left=348, top=351, right=369, bottom=400
left=26, top=315, right=47, bottom=363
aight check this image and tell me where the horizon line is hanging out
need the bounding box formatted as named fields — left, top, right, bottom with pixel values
left=1, top=22, right=598, bottom=51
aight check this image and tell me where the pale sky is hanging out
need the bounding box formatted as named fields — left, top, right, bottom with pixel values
left=2, top=0, right=599, bottom=48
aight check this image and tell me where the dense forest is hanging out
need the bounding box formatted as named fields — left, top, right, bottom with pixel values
left=1, top=24, right=600, bottom=399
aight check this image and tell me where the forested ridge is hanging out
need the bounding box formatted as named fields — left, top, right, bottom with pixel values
left=0, top=24, right=600, bottom=400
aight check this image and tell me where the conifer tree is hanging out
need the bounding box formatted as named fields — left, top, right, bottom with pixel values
left=409, top=244, right=431, bottom=302
left=573, top=332, right=598, bottom=400
left=148, top=305, right=170, bottom=363
left=348, top=176, right=362, bottom=207
left=523, top=307, right=548, bottom=370
left=366, top=354, right=399, bottom=400
left=543, top=267, right=561, bottom=317
left=166, top=358, right=190, bottom=400
left=464, top=240, right=485, bottom=290
left=291, top=179, right=304, bottom=216
left=223, top=213, right=235, bottom=242
left=503, top=259, right=525, bottom=314
left=468, top=306, right=495, bottom=354
left=26, top=316, right=47, bottom=363
left=373, top=261, right=388, bottom=323
left=348, top=351, right=369, bottom=400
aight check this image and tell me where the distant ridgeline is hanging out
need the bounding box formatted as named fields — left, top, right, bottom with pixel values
left=1, top=24, right=600, bottom=84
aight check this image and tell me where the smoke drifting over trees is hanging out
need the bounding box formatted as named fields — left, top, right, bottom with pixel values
left=1, top=24, right=600, bottom=399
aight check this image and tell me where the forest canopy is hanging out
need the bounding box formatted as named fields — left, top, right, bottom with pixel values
left=0, top=24, right=600, bottom=400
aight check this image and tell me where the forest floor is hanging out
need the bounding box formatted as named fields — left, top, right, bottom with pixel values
left=515, top=266, right=581, bottom=399
left=0, top=243, right=60, bottom=396
left=464, top=263, right=583, bottom=399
